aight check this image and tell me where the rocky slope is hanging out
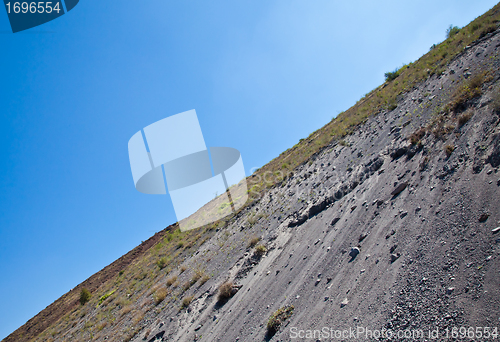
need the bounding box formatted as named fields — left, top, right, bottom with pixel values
left=5, top=10, right=500, bottom=342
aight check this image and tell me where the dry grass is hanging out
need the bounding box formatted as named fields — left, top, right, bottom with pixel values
left=254, top=244, right=267, bottom=256
left=445, top=145, right=455, bottom=157
left=166, top=276, right=177, bottom=287
left=119, top=305, right=132, bottom=317
left=199, top=274, right=210, bottom=285
left=409, top=127, right=426, bottom=145
left=181, top=295, right=194, bottom=308
left=248, top=236, right=261, bottom=248
left=153, top=287, right=168, bottom=305
left=457, top=110, right=474, bottom=127
left=266, top=305, right=294, bottom=337
left=218, top=281, right=234, bottom=301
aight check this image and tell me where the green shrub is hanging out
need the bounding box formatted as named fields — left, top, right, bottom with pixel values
left=97, top=289, right=116, bottom=307
left=267, top=305, right=294, bottom=336
left=79, top=288, right=91, bottom=306
left=446, top=25, right=460, bottom=38
left=384, top=68, right=400, bottom=82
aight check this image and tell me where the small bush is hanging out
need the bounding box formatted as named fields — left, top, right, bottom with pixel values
left=248, top=236, right=261, bottom=248
left=79, top=288, right=91, bottom=306
left=218, top=281, right=234, bottom=301
left=156, top=257, right=167, bottom=270
left=153, top=288, right=168, bottom=305
left=445, top=145, right=455, bottom=157
left=181, top=295, right=194, bottom=308
left=254, top=244, right=267, bottom=256
left=446, top=25, right=460, bottom=38
left=267, top=305, right=294, bottom=337
left=384, top=68, right=400, bottom=82
left=179, top=265, right=187, bottom=273
left=166, top=276, right=177, bottom=287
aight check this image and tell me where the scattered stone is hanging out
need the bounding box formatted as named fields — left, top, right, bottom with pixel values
left=351, top=205, right=357, bottom=211
left=390, top=245, right=398, bottom=253
left=315, top=278, right=321, bottom=286
left=391, top=182, right=408, bottom=196
left=349, top=247, right=360, bottom=259
left=390, top=253, right=400, bottom=263
left=326, top=277, right=332, bottom=283
left=400, top=211, right=408, bottom=218
left=479, top=213, right=489, bottom=222
left=360, top=269, right=365, bottom=274
left=446, top=287, right=455, bottom=295
left=314, top=239, right=321, bottom=245
left=331, top=217, right=340, bottom=226
left=340, top=298, right=349, bottom=308
left=195, top=325, right=202, bottom=331
left=358, top=233, right=368, bottom=242
left=492, top=227, right=500, bottom=233
left=487, top=169, right=493, bottom=175
left=324, top=296, right=329, bottom=301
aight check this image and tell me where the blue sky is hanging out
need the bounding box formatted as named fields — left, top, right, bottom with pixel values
left=0, top=0, right=497, bottom=339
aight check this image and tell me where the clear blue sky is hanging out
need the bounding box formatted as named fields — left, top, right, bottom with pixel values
left=0, top=0, right=497, bottom=339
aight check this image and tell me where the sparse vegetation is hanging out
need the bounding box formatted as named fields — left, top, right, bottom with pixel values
left=448, top=71, right=491, bottom=113
left=79, top=288, right=91, bottom=306
left=266, top=305, right=294, bottom=337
